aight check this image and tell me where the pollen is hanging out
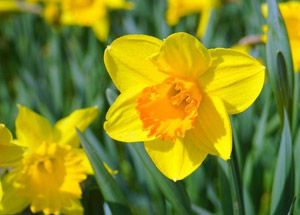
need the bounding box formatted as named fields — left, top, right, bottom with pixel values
left=136, top=77, right=202, bottom=140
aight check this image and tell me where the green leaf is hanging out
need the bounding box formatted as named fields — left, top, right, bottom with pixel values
left=293, top=128, right=300, bottom=213
left=292, top=74, right=300, bottom=135
left=128, top=143, right=194, bottom=215
left=217, top=159, right=234, bottom=215
left=270, top=111, right=294, bottom=215
left=105, top=88, right=118, bottom=106
left=266, top=0, right=294, bottom=126
left=77, top=129, right=132, bottom=215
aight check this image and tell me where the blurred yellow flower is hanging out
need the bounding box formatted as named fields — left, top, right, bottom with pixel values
left=104, top=32, right=265, bottom=181
left=0, top=105, right=98, bottom=215
left=262, top=2, right=300, bottom=72
left=0, top=0, right=20, bottom=13
left=44, top=2, right=62, bottom=25
left=166, top=0, right=220, bottom=38
left=61, top=0, right=134, bottom=41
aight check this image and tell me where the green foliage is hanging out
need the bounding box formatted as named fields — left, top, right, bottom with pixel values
left=78, top=129, right=132, bottom=215
left=0, top=0, right=299, bottom=214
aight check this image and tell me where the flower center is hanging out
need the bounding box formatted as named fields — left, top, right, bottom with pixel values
left=136, top=77, right=202, bottom=140
left=20, top=143, right=70, bottom=190
left=16, top=143, right=87, bottom=214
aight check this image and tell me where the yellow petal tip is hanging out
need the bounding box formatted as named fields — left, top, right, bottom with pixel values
left=222, top=155, right=231, bottom=161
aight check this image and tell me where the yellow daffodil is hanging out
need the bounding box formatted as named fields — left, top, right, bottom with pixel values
left=61, top=0, right=134, bottom=41
left=0, top=0, right=20, bottom=13
left=166, top=0, right=220, bottom=38
left=0, top=105, right=98, bottom=215
left=104, top=32, right=265, bottom=181
left=262, top=2, right=300, bottom=72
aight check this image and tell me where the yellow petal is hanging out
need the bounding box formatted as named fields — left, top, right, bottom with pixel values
left=166, top=0, right=207, bottom=26
left=199, top=48, right=265, bottom=114
left=261, top=3, right=267, bottom=18
left=291, top=39, right=300, bottom=72
left=104, top=34, right=167, bottom=92
left=145, top=138, right=208, bottom=181
left=104, top=88, right=155, bottom=142
left=73, top=148, right=93, bottom=175
left=0, top=171, right=29, bottom=214
left=61, top=200, right=83, bottom=215
left=165, top=0, right=181, bottom=26
left=0, top=124, right=25, bottom=166
left=0, top=124, right=24, bottom=167
left=93, top=16, right=109, bottom=42
left=61, top=0, right=106, bottom=26
left=54, top=106, right=98, bottom=148
left=231, top=44, right=251, bottom=54
left=186, top=95, right=232, bottom=160
left=0, top=124, right=11, bottom=144
left=44, top=3, right=61, bottom=25
left=16, top=105, right=54, bottom=149
left=0, top=181, right=2, bottom=202
left=152, top=32, right=210, bottom=80
left=105, top=0, right=134, bottom=10
left=196, top=8, right=212, bottom=38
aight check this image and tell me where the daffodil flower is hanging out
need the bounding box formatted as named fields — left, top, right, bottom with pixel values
left=61, top=0, right=134, bottom=41
left=166, top=0, right=220, bottom=38
left=262, top=1, right=300, bottom=72
left=0, top=1, right=20, bottom=13
left=0, top=105, right=98, bottom=215
left=104, top=32, right=265, bottom=181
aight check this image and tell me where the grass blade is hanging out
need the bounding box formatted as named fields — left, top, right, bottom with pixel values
left=77, top=129, right=132, bottom=215
left=266, top=0, right=294, bottom=125
left=270, top=111, right=294, bottom=215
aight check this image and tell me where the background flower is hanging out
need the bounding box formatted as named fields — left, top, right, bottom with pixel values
left=262, top=1, right=300, bottom=72
left=166, top=0, right=221, bottom=38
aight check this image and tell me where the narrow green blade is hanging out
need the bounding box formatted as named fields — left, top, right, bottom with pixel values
left=270, top=111, right=294, bottom=215
left=77, top=129, right=132, bottom=215
left=266, top=0, right=294, bottom=125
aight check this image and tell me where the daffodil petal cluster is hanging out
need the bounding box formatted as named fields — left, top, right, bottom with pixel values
left=104, top=32, right=265, bottom=181
left=0, top=105, right=98, bottom=215
left=166, top=0, right=220, bottom=38
left=262, top=1, right=300, bottom=72
left=27, top=0, right=133, bottom=41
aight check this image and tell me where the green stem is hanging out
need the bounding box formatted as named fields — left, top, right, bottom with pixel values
left=292, top=73, right=299, bottom=136
left=229, top=144, right=245, bottom=215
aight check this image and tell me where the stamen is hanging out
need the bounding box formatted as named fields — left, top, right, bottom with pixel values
left=136, top=77, right=202, bottom=140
